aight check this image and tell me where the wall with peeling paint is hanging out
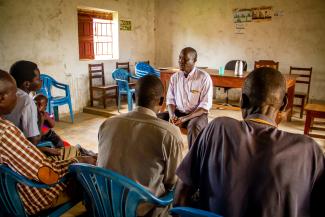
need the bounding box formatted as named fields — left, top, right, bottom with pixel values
left=154, top=0, right=325, bottom=101
left=0, top=0, right=155, bottom=112
left=1, top=0, right=324, bottom=113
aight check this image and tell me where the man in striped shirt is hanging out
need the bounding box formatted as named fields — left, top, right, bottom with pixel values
left=0, top=69, right=95, bottom=215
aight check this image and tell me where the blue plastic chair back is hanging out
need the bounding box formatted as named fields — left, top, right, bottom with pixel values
left=69, top=163, right=173, bottom=217
left=170, top=207, right=223, bottom=217
left=112, top=68, right=131, bottom=93
left=38, top=74, right=74, bottom=122
left=0, top=164, right=78, bottom=217
left=112, top=69, right=135, bottom=112
left=135, top=63, right=160, bottom=78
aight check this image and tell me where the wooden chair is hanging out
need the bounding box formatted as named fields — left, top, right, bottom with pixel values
left=254, top=60, right=279, bottom=70
left=304, top=104, right=325, bottom=139
left=88, top=63, right=118, bottom=108
left=116, top=61, right=130, bottom=72
left=135, top=60, right=150, bottom=65
left=289, top=66, right=312, bottom=118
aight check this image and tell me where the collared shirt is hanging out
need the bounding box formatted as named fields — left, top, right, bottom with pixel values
left=0, top=117, right=77, bottom=215
left=98, top=106, right=185, bottom=215
left=176, top=114, right=325, bottom=217
left=166, top=67, right=213, bottom=113
left=4, top=88, right=40, bottom=138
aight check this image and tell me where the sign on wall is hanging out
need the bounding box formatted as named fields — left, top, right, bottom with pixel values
left=120, top=19, right=132, bottom=31
left=233, top=6, right=273, bottom=23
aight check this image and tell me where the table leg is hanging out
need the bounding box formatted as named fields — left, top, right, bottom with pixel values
left=286, top=84, right=295, bottom=122
left=304, top=111, right=312, bottom=135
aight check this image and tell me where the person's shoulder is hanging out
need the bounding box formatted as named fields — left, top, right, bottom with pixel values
left=196, top=68, right=210, bottom=77
left=209, top=116, right=240, bottom=128
left=0, top=118, right=22, bottom=136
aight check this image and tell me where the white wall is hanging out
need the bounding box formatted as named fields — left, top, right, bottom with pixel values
left=154, top=0, right=325, bottom=101
left=0, top=0, right=155, bottom=112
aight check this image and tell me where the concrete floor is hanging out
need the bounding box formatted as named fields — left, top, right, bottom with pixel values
left=57, top=105, right=325, bottom=216
left=56, top=106, right=325, bottom=152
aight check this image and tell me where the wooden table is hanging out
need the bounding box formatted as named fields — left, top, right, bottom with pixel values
left=159, top=68, right=297, bottom=122
left=304, top=104, right=325, bottom=139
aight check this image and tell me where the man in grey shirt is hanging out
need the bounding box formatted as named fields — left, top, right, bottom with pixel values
left=98, top=75, right=185, bottom=216
left=5, top=60, right=42, bottom=145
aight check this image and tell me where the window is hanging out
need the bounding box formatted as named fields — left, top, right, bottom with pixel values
left=78, top=9, right=119, bottom=60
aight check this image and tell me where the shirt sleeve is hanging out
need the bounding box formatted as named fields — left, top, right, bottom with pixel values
left=21, top=99, right=40, bottom=138
left=0, top=124, right=76, bottom=182
left=163, top=130, right=185, bottom=190
left=166, top=75, right=176, bottom=106
left=198, top=74, right=213, bottom=111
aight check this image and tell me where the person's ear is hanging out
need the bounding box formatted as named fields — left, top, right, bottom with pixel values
left=159, top=96, right=164, bottom=106
left=280, top=94, right=288, bottom=112
left=240, top=93, right=250, bottom=109
left=22, top=81, right=30, bottom=90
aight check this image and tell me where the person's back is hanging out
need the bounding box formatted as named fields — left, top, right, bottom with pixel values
left=97, top=75, right=185, bottom=216
left=98, top=107, right=184, bottom=195
left=180, top=115, right=324, bottom=216
left=175, top=67, right=325, bottom=217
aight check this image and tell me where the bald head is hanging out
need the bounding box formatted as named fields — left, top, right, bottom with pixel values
left=242, top=67, right=286, bottom=110
left=0, top=69, right=17, bottom=115
left=136, top=75, right=163, bottom=109
left=0, top=69, right=16, bottom=92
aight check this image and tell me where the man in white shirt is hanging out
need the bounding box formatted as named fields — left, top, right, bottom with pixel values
left=158, top=47, right=213, bottom=148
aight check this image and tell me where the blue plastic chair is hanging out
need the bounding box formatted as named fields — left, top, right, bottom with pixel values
left=69, top=163, right=174, bottom=217
left=135, top=62, right=160, bottom=78
left=38, top=74, right=74, bottom=123
left=0, top=164, right=79, bottom=217
left=37, top=141, right=55, bottom=148
left=112, top=68, right=137, bottom=112
left=170, top=207, right=223, bottom=217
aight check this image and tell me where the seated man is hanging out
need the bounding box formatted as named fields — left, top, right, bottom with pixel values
left=97, top=75, right=185, bottom=217
left=5, top=60, right=43, bottom=144
left=5, top=60, right=95, bottom=158
left=158, top=47, right=213, bottom=148
left=0, top=69, right=96, bottom=215
left=174, top=67, right=325, bottom=216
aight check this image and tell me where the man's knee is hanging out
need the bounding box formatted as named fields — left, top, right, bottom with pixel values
left=157, top=112, right=169, bottom=121
left=187, top=115, right=208, bottom=132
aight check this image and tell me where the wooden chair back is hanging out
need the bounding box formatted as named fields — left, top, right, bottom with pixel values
left=135, top=60, right=150, bottom=65
left=88, top=63, right=105, bottom=87
left=116, top=62, right=130, bottom=72
left=254, top=60, right=279, bottom=70
left=289, top=66, right=312, bottom=98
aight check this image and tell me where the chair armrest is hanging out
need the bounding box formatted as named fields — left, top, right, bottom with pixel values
left=1, top=166, right=68, bottom=189
left=115, top=78, right=129, bottom=84
left=170, top=207, right=223, bottom=217
left=37, top=141, right=55, bottom=148
left=52, top=81, right=69, bottom=91
left=130, top=75, right=140, bottom=79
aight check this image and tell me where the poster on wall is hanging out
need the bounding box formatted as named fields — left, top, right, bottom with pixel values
left=233, top=9, right=252, bottom=23
left=252, top=6, right=273, bottom=21
left=120, top=19, right=132, bottom=31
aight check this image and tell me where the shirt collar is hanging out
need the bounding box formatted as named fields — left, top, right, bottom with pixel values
left=182, top=67, right=196, bottom=78
left=245, top=113, right=277, bottom=127
left=134, top=106, right=157, bottom=118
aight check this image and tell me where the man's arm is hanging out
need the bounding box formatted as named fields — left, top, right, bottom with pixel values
left=28, top=135, right=42, bottom=145
left=167, top=104, right=177, bottom=123
left=174, top=179, right=197, bottom=206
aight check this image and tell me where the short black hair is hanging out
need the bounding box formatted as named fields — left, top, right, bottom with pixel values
left=9, top=60, right=38, bottom=88
left=243, top=67, right=286, bottom=108
left=34, top=94, right=48, bottom=103
left=136, top=75, right=163, bottom=107
left=181, top=47, right=197, bottom=61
